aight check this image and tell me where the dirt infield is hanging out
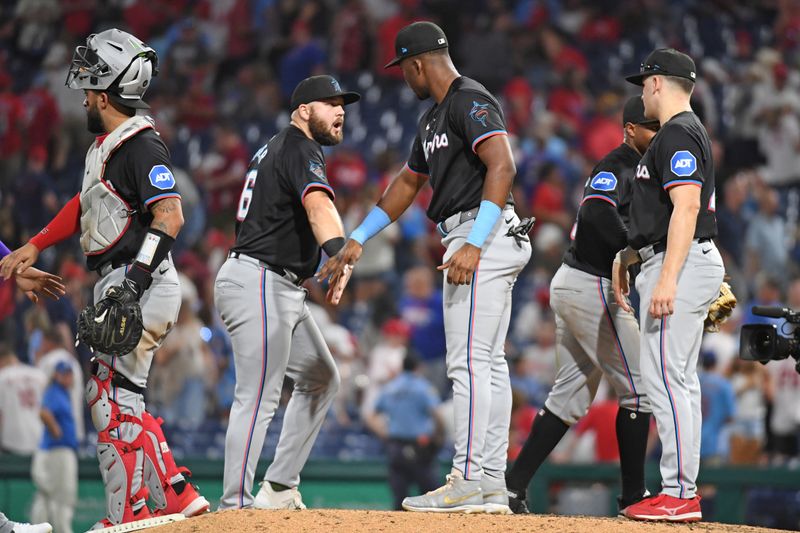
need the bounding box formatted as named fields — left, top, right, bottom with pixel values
left=150, top=509, right=786, bottom=533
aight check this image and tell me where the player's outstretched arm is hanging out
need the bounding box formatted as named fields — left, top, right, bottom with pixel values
left=304, top=190, right=350, bottom=303
left=0, top=194, right=81, bottom=278
left=317, top=165, right=427, bottom=300
left=14, top=267, right=66, bottom=303
left=439, top=134, right=515, bottom=285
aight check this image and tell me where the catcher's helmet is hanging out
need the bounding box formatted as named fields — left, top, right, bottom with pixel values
left=66, top=28, right=158, bottom=109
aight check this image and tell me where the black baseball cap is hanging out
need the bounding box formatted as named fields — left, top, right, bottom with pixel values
left=622, top=96, right=658, bottom=127
left=290, top=75, right=360, bottom=111
left=625, top=48, right=697, bottom=86
left=385, top=21, right=449, bottom=68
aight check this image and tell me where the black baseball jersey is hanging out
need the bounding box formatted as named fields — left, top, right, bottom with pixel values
left=564, top=143, right=639, bottom=279
left=231, top=125, right=334, bottom=279
left=628, top=111, right=717, bottom=249
left=406, top=76, right=513, bottom=223
left=86, top=129, right=181, bottom=272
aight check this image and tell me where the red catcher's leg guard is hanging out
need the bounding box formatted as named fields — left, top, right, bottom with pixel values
left=141, top=411, right=209, bottom=516
left=87, top=372, right=149, bottom=525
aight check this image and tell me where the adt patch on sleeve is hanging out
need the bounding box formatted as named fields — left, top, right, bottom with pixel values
left=670, top=150, right=697, bottom=177
left=148, top=164, right=176, bottom=190
left=590, top=171, right=617, bottom=191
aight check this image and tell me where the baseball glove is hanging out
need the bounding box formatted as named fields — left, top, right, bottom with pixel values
left=77, top=279, right=144, bottom=356
left=704, top=281, right=737, bottom=333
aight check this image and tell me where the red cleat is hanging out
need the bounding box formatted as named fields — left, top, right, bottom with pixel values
left=154, top=478, right=210, bottom=518
left=93, top=503, right=153, bottom=529
left=623, top=493, right=702, bottom=522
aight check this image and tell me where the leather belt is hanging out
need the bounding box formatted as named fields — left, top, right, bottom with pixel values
left=437, top=204, right=514, bottom=236
left=228, top=251, right=305, bottom=286
left=639, top=237, right=712, bottom=263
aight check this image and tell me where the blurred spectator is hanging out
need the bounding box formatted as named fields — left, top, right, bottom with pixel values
left=508, top=387, right=538, bottom=460
left=368, top=354, right=442, bottom=510
left=150, top=276, right=214, bottom=431
left=330, top=0, right=372, bottom=74
left=195, top=123, right=249, bottom=223
left=398, top=266, right=446, bottom=393
left=530, top=163, right=572, bottom=231
left=728, top=359, right=768, bottom=464
left=766, top=357, right=800, bottom=465
left=700, top=352, right=736, bottom=465
left=20, top=75, right=60, bottom=158
left=0, top=343, right=46, bottom=455
left=31, top=361, right=77, bottom=533
left=13, top=145, right=58, bottom=237
left=279, top=19, right=327, bottom=99
left=744, top=184, right=789, bottom=283
left=716, top=173, right=751, bottom=269
left=571, top=389, right=619, bottom=463
left=743, top=274, right=785, bottom=327
left=0, top=73, right=24, bottom=189
left=361, top=318, right=409, bottom=419
left=34, top=327, right=84, bottom=444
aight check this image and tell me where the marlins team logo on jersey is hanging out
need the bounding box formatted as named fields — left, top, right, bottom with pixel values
left=423, top=133, right=449, bottom=159
left=309, top=160, right=326, bottom=179
left=635, top=164, right=650, bottom=179
left=149, top=164, right=175, bottom=190
left=469, top=101, right=490, bottom=127
left=590, top=171, right=617, bottom=191
left=670, top=150, right=697, bottom=176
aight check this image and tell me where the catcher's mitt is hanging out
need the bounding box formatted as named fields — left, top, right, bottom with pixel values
left=704, top=281, right=737, bottom=333
left=77, top=279, right=144, bottom=356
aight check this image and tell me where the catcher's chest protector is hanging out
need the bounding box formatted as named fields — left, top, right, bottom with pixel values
left=80, top=115, right=154, bottom=255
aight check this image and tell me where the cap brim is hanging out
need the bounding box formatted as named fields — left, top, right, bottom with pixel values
left=108, top=91, right=150, bottom=109
left=625, top=72, right=647, bottom=86
left=338, top=91, right=361, bottom=106
left=384, top=56, right=404, bottom=69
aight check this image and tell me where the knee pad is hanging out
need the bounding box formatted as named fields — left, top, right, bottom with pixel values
left=86, top=377, right=114, bottom=433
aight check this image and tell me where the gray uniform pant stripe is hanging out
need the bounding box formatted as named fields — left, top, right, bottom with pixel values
left=442, top=210, right=531, bottom=480
left=636, top=241, right=724, bottom=499
left=216, top=257, right=339, bottom=509
left=545, top=264, right=650, bottom=426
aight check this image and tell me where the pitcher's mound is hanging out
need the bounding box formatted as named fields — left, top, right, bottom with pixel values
left=150, top=509, right=786, bottom=533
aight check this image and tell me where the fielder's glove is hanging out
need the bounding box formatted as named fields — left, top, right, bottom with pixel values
left=704, top=281, right=737, bottom=333
left=77, top=278, right=144, bottom=356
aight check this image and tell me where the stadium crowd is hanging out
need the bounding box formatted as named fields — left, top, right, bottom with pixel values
left=1, top=0, right=800, bottom=480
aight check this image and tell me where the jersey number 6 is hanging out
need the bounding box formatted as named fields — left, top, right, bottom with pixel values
left=236, top=168, right=257, bottom=221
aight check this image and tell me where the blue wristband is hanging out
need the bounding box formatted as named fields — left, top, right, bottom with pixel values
left=465, top=200, right=502, bottom=248
left=0, top=239, right=10, bottom=259
left=350, top=206, right=391, bottom=245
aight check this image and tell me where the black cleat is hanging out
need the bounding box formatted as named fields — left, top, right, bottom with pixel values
left=507, top=490, right=530, bottom=514
left=617, top=490, right=650, bottom=517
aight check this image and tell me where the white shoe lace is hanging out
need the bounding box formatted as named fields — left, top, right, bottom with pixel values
left=426, top=473, right=460, bottom=496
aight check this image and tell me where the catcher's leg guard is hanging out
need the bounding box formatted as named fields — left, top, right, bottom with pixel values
left=141, top=411, right=209, bottom=517
left=86, top=370, right=149, bottom=525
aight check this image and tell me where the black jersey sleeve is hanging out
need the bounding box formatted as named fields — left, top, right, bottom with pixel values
left=125, top=132, right=181, bottom=209
left=656, top=125, right=705, bottom=191
left=449, top=92, right=507, bottom=153
left=406, top=133, right=430, bottom=176
left=580, top=200, right=628, bottom=253
left=282, top=139, right=335, bottom=203
left=582, top=167, right=622, bottom=207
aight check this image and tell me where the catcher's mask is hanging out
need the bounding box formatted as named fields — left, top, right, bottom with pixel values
left=66, top=29, right=158, bottom=110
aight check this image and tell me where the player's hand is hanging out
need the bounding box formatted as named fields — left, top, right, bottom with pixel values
left=317, top=239, right=363, bottom=304
left=438, top=243, right=481, bottom=285
left=649, top=275, right=677, bottom=319
left=0, top=242, right=41, bottom=279
left=611, top=258, right=632, bottom=312
left=14, top=267, right=66, bottom=303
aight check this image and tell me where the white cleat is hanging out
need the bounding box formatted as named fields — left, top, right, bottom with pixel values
left=479, top=475, right=513, bottom=515
left=402, top=469, right=485, bottom=513
left=10, top=523, right=53, bottom=533
left=253, top=481, right=307, bottom=510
